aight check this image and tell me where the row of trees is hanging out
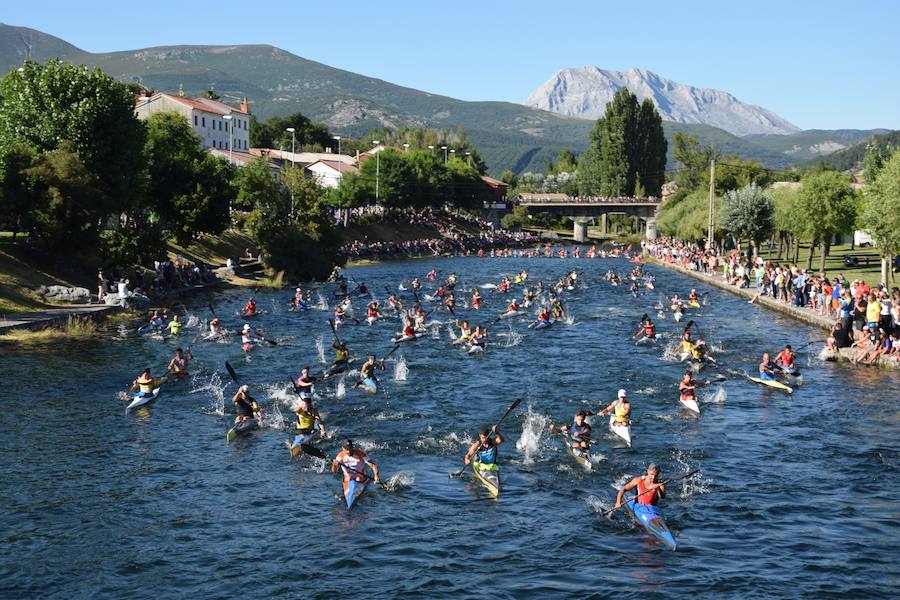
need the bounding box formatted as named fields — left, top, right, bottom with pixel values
left=0, top=60, right=339, bottom=280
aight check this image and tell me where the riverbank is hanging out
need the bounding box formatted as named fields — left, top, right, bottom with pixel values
left=646, top=256, right=898, bottom=369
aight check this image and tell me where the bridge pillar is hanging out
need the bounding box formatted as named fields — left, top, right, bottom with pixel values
left=572, top=218, right=589, bottom=242
left=600, top=213, right=608, bottom=235
left=645, top=217, right=658, bottom=240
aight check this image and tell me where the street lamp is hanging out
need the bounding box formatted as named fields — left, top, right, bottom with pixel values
left=449, top=149, right=456, bottom=161
left=403, top=143, right=410, bottom=153
left=285, top=127, right=296, bottom=166
left=372, top=140, right=380, bottom=202
left=441, top=145, right=448, bottom=162
left=465, top=151, right=472, bottom=166
left=333, top=135, right=341, bottom=157
left=428, top=145, right=435, bottom=155
left=223, top=114, right=233, bottom=164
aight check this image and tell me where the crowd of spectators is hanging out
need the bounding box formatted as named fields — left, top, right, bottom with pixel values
left=642, top=236, right=900, bottom=365
left=514, top=195, right=658, bottom=204
left=97, top=255, right=219, bottom=306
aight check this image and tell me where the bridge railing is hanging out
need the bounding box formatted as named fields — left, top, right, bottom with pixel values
left=514, top=196, right=660, bottom=204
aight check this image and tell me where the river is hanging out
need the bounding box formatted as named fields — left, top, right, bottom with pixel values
left=2, top=256, right=898, bottom=599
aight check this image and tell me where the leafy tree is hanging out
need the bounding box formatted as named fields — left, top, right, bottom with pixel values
left=579, top=88, right=666, bottom=196
left=446, top=158, right=484, bottom=209
left=771, top=186, right=804, bottom=260
left=250, top=112, right=332, bottom=152
left=547, top=149, right=578, bottom=175
left=0, top=60, right=146, bottom=213
left=25, top=141, right=103, bottom=252
left=500, top=205, right=530, bottom=230
left=657, top=189, right=722, bottom=241
left=721, top=184, right=775, bottom=256
left=0, top=144, right=38, bottom=240
left=360, top=150, right=414, bottom=208
left=144, top=112, right=235, bottom=244
left=330, top=170, right=369, bottom=211
left=407, top=150, right=453, bottom=207
left=861, top=149, right=900, bottom=284
left=862, top=142, right=890, bottom=184
left=234, top=157, right=285, bottom=213
left=361, top=126, right=488, bottom=174
left=499, top=170, right=519, bottom=189
left=797, top=171, right=857, bottom=271
left=672, top=132, right=715, bottom=193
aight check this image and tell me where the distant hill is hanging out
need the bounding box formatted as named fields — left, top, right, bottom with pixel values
left=744, top=129, right=889, bottom=162
left=807, top=129, right=900, bottom=172
left=0, top=23, right=871, bottom=175
left=525, top=66, right=799, bottom=136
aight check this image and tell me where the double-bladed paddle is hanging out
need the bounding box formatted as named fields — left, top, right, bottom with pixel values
left=449, top=398, right=522, bottom=478
left=599, top=469, right=700, bottom=517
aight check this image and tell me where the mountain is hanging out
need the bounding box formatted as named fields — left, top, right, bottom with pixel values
left=525, top=67, right=800, bottom=137
left=0, top=24, right=846, bottom=175
left=744, top=129, right=889, bottom=163
left=807, top=129, right=900, bottom=172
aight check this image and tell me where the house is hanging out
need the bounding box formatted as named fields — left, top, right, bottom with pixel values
left=306, top=160, right=359, bottom=188
left=480, top=175, right=508, bottom=206
left=209, top=148, right=281, bottom=177
left=135, top=92, right=251, bottom=153
left=253, top=149, right=357, bottom=169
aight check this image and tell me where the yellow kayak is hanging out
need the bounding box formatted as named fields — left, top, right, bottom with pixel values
left=472, top=462, right=500, bottom=497
left=747, top=376, right=793, bottom=394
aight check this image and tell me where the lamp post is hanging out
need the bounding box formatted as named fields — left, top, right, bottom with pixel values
left=441, top=145, right=448, bottom=162
left=465, top=151, right=472, bottom=166
left=372, top=140, right=380, bottom=202
left=223, top=114, right=233, bottom=164
left=285, top=127, right=296, bottom=166
left=403, top=143, right=410, bottom=153
left=428, top=145, right=434, bottom=155
left=333, top=135, right=341, bottom=157
left=449, top=149, right=456, bottom=161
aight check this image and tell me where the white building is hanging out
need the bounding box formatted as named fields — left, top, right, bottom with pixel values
left=255, top=148, right=357, bottom=169
left=305, top=159, right=359, bottom=188
left=135, top=93, right=251, bottom=152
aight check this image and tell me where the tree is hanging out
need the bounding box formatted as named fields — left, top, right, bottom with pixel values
left=672, top=132, right=715, bottom=193
left=863, top=142, right=890, bottom=184
left=861, top=149, right=900, bottom=284
left=579, top=88, right=666, bottom=196
left=657, top=189, right=721, bottom=241
left=0, top=145, right=38, bottom=240
left=499, top=170, right=519, bottom=189
left=547, top=149, right=578, bottom=175
left=234, top=157, right=285, bottom=213
left=250, top=112, right=332, bottom=152
left=771, top=186, right=804, bottom=260
left=0, top=60, right=146, bottom=214
left=797, top=171, right=857, bottom=272
left=721, top=184, right=775, bottom=256
left=144, top=112, right=235, bottom=245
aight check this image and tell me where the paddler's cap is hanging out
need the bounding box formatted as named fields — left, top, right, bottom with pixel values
left=242, top=323, right=251, bottom=331
left=342, top=439, right=354, bottom=450
left=296, top=287, right=301, bottom=292
left=618, top=389, right=627, bottom=397
left=240, top=385, right=249, bottom=392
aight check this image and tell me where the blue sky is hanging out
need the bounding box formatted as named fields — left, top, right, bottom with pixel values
left=5, top=0, right=899, bottom=130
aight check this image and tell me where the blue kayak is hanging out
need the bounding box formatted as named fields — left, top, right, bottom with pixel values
left=625, top=497, right=677, bottom=551
left=361, top=377, right=378, bottom=394
left=344, top=479, right=367, bottom=508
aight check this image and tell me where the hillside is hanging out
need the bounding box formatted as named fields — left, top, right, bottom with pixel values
left=0, top=23, right=845, bottom=174
left=526, top=66, right=799, bottom=136
left=808, top=129, right=900, bottom=172
left=744, top=129, right=889, bottom=162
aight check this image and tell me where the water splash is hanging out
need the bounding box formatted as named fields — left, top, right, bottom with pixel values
left=386, top=471, right=415, bottom=490
left=563, top=312, right=575, bottom=326
left=585, top=495, right=614, bottom=517
left=515, top=406, right=549, bottom=464
left=703, top=385, right=727, bottom=405
left=662, top=342, right=684, bottom=362
left=500, top=324, right=523, bottom=348
left=185, top=315, right=200, bottom=328
left=415, top=431, right=472, bottom=454
left=448, top=324, right=458, bottom=341
left=393, top=355, right=408, bottom=381
left=430, top=322, right=441, bottom=339
left=588, top=450, right=607, bottom=465
left=335, top=379, right=346, bottom=399
left=193, top=372, right=227, bottom=415
left=315, top=335, right=326, bottom=364
left=315, top=291, right=329, bottom=310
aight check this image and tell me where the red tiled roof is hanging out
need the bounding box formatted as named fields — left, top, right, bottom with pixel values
left=307, top=160, right=358, bottom=174
left=195, top=97, right=250, bottom=115
left=147, top=93, right=248, bottom=116
left=480, top=175, right=508, bottom=188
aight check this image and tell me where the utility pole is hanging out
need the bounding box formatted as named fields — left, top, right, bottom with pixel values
left=706, top=159, right=716, bottom=251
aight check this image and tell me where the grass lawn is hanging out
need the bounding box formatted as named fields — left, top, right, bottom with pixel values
left=0, top=248, right=76, bottom=314
left=756, top=242, right=887, bottom=284
left=167, top=230, right=257, bottom=267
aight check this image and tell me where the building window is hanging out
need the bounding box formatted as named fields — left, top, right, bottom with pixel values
left=225, top=141, right=229, bottom=150
left=194, top=115, right=198, bottom=126
left=225, top=122, right=229, bottom=132
left=202, top=116, right=205, bottom=127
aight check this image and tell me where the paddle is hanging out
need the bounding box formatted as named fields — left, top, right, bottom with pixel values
left=328, top=318, right=343, bottom=346
left=299, top=443, right=392, bottom=489
left=449, top=398, right=522, bottom=479
left=225, top=360, right=239, bottom=384
left=599, top=469, right=700, bottom=517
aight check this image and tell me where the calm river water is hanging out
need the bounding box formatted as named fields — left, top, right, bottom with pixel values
left=2, top=256, right=898, bottom=599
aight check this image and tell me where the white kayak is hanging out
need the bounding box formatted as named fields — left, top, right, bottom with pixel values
left=609, top=416, right=632, bottom=447
left=497, top=310, right=520, bottom=320
left=391, top=333, right=421, bottom=344
left=679, top=397, right=700, bottom=414
left=126, top=387, right=160, bottom=413
left=467, top=344, right=485, bottom=354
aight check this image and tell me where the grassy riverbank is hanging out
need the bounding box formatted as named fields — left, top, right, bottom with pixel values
left=756, top=242, right=886, bottom=283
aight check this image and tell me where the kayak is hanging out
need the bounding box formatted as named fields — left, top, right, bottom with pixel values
left=609, top=415, right=632, bottom=446
left=324, top=360, right=350, bottom=378
left=289, top=431, right=316, bottom=459
left=778, top=364, right=801, bottom=377
left=624, top=494, right=678, bottom=551
left=391, top=333, right=421, bottom=343
left=344, top=478, right=367, bottom=509
left=125, top=387, right=160, bottom=413
left=366, top=316, right=377, bottom=326
left=497, top=310, right=520, bottom=320
left=566, top=441, right=592, bottom=470
left=467, top=345, right=485, bottom=354
left=529, top=320, right=553, bottom=330
left=226, top=417, right=259, bottom=444
left=747, top=376, right=793, bottom=394
left=471, top=462, right=500, bottom=498
left=679, top=397, right=701, bottom=414
left=360, top=377, right=378, bottom=394
left=137, top=323, right=162, bottom=336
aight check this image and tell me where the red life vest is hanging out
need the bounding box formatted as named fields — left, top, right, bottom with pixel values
left=636, top=477, right=659, bottom=505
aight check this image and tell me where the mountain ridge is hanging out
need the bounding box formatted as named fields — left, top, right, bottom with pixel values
left=525, top=66, right=800, bottom=137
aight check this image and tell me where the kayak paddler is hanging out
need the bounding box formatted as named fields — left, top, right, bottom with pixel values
left=615, top=463, right=666, bottom=509
left=635, top=316, right=656, bottom=339
left=232, top=385, right=262, bottom=424
left=598, top=389, right=631, bottom=426
left=243, top=297, right=257, bottom=316
left=291, top=396, right=326, bottom=450
left=209, top=317, right=223, bottom=335
left=127, top=368, right=166, bottom=397
left=333, top=439, right=381, bottom=484
left=166, top=314, right=183, bottom=336
left=454, top=319, right=472, bottom=345
left=241, top=323, right=258, bottom=352
left=359, top=354, right=385, bottom=386
left=167, top=347, right=192, bottom=379
left=324, top=340, right=350, bottom=379
left=679, top=370, right=708, bottom=403
left=471, top=289, right=482, bottom=309
left=464, top=425, right=504, bottom=475
left=548, top=410, right=591, bottom=453
left=296, top=366, right=316, bottom=398
left=758, top=352, right=778, bottom=381
left=775, top=345, right=797, bottom=374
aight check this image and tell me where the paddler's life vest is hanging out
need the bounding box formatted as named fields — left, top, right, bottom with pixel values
left=614, top=401, right=629, bottom=425
left=336, top=449, right=368, bottom=481
left=296, top=410, right=315, bottom=432
left=570, top=420, right=590, bottom=441
left=138, top=377, right=154, bottom=393
left=679, top=381, right=695, bottom=400
left=361, top=362, right=376, bottom=379
left=644, top=324, right=655, bottom=336
left=368, top=307, right=377, bottom=317
left=168, top=320, right=182, bottom=335
left=475, top=442, right=497, bottom=465
left=777, top=351, right=794, bottom=367
left=335, top=348, right=349, bottom=362
left=636, top=476, right=660, bottom=505
left=681, top=340, right=694, bottom=354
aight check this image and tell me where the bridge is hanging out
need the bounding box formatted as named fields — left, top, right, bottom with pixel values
left=513, top=193, right=663, bottom=241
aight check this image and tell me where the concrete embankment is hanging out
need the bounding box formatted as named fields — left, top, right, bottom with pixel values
left=646, top=257, right=898, bottom=370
